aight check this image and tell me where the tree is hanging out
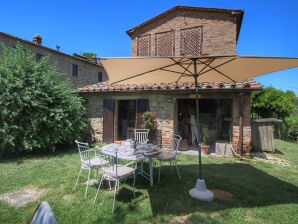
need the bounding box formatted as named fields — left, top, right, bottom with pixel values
left=0, top=43, right=89, bottom=155
left=82, top=52, right=96, bottom=62
left=251, top=87, right=296, bottom=120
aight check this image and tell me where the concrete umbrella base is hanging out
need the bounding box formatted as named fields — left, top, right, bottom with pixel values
left=189, top=179, right=214, bottom=202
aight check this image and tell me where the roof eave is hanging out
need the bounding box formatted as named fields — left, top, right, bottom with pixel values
left=78, top=87, right=262, bottom=94
left=0, top=32, right=103, bottom=68
left=236, top=10, right=244, bottom=42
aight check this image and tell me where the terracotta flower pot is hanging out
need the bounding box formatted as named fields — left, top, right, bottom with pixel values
left=200, top=144, right=209, bottom=154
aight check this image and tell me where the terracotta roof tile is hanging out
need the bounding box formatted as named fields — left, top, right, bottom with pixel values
left=78, top=79, right=262, bottom=93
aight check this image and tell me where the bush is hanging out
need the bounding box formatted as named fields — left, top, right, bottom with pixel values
left=285, top=115, right=298, bottom=139
left=0, top=43, right=89, bottom=155
left=251, top=87, right=298, bottom=141
left=251, top=87, right=296, bottom=119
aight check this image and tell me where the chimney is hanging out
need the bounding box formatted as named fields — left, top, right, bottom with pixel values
left=91, top=55, right=97, bottom=64
left=33, top=34, right=42, bottom=45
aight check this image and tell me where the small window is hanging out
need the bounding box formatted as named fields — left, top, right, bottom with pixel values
left=98, top=72, right=103, bottom=82
left=36, top=53, right=44, bottom=61
left=72, top=64, right=78, bottom=77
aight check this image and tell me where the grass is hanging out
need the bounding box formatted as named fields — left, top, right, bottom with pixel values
left=0, top=139, right=297, bottom=223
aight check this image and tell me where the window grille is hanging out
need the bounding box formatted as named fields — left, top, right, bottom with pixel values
left=155, top=30, right=175, bottom=57
left=137, top=34, right=151, bottom=56
left=180, top=26, right=203, bottom=56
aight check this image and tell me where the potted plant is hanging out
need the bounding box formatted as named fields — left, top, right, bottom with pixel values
left=142, top=111, right=157, bottom=144
left=200, top=124, right=209, bottom=154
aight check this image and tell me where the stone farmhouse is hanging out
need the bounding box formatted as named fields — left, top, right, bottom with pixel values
left=79, top=6, right=261, bottom=153
left=0, top=5, right=262, bottom=153
left=0, top=32, right=106, bottom=88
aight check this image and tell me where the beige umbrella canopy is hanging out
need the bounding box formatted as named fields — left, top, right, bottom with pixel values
left=100, top=55, right=298, bottom=180
left=101, top=56, right=298, bottom=85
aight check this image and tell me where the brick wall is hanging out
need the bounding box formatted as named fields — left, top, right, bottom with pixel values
left=0, top=34, right=106, bottom=88
left=130, top=10, right=237, bottom=57
left=149, top=95, right=174, bottom=149
left=232, top=93, right=252, bottom=153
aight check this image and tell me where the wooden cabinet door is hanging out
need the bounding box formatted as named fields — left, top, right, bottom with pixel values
left=103, top=99, right=115, bottom=143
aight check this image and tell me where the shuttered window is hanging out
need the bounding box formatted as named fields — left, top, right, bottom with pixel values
left=98, top=72, right=103, bottom=82
left=72, top=64, right=78, bottom=77
left=36, top=53, right=44, bottom=61
left=103, top=99, right=115, bottom=143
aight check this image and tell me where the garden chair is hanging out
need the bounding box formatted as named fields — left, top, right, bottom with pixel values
left=134, top=129, right=150, bottom=174
left=134, top=129, right=149, bottom=144
left=156, top=134, right=182, bottom=183
left=94, top=148, right=137, bottom=213
left=30, top=201, right=57, bottom=224
left=73, top=140, right=108, bottom=197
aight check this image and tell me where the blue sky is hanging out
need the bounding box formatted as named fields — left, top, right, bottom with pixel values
left=1, top=0, right=298, bottom=94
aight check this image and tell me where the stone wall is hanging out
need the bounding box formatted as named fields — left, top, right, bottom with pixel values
left=82, top=93, right=175, bottom=149
left=82, top=93, right=251, bottom=152
left=129, top=10, right=237, bottom=57
left=82, top=92, right=253, bottom=152
left=0, top=34, right=106, bottom=88
left=83, top=94, right=104, bottom=142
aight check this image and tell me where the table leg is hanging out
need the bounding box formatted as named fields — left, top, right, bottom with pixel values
left=149, top=158, right=153, bottom=186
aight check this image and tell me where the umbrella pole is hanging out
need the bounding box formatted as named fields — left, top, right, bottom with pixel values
left=193, top=61, right=202, bottom=179
left=189, top=58, right=214, bottom=202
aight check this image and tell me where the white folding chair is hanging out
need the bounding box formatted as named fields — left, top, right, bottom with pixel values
left=73, top=140, right=108, bottom=197
left=94, top=148, right=137, bottom=213
left=134, top=129, right=149, bottom=144
left=156, top=135, right=182, bottom=183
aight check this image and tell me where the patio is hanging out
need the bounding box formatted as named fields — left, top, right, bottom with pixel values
left=0, top=139, right=297, bottom=223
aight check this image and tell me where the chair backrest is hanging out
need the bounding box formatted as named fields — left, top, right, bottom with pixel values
left=75, top=140, right=90, bottom=163
left=134, top=129, right=149, bottom=144
left=173, top=135, right=182, bottom=154
left=98, top=147, right=119, bottom=178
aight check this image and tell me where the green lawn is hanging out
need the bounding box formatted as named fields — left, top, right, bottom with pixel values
left=0, top=139, right=297, bottom=224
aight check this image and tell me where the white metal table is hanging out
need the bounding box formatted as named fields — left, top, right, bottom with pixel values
left=98, top=143, right=158, bottom=186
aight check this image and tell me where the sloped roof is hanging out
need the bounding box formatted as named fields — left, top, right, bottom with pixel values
left=126, top=5, right=244, bottom=41
left=79, top=79, right=261, bottom=93
left=0, top=31, right=102, bottom=67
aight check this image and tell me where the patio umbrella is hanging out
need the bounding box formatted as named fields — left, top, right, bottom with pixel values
left=100, top=55, right=298, bottom=201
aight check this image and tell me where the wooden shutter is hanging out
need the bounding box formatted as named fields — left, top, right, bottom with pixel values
left=103, top=99, right=115, bottom=143
left=136, top=99, right=149, bottom=128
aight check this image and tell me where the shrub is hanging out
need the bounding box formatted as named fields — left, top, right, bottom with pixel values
left=0, top=43, right=89, bottom=155
left=251, top=87, right=298, bottom=141
left=200, top=123, right=209, bottom=145
left=285, top=115, right=298, bottom=139
left=142, top=111, right=156, bottom=130
left=251, top=87, right=296, bottom=119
